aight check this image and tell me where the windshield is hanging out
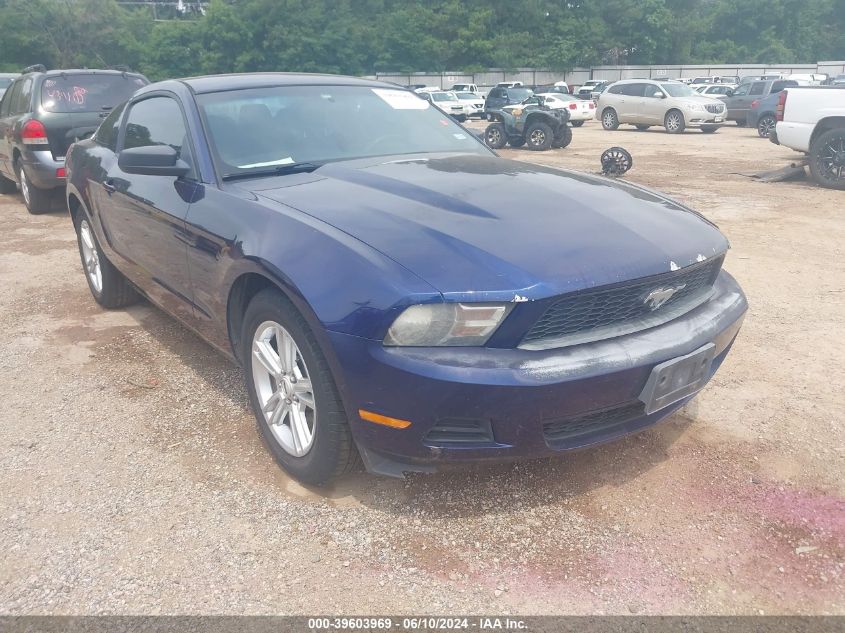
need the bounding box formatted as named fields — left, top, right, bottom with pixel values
left=660, top=83, right=696, bottom=97
left=432, top=92, right=457, bottom=102
left=0, top=78, right=12, bottom=89
left=41, top=74, right=146, bottom=113
left=456, top=92, right=478, bottom=100
left=198, top=85, right=489, bottom=178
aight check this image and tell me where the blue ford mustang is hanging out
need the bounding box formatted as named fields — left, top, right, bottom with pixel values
left=65, top=74, right=747, bottom=484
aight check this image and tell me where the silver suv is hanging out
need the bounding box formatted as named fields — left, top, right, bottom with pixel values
left=596, top=79, right=726, bottom=134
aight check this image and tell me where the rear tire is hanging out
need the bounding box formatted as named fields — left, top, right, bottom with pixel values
left=526, top=121, right=554, bottom=151
left=664, top=110, right=685, bottom=134
left=73, top=209, right=139, bottom=308
left=601, top=108, right=619, bottom=130
left=757, top=115, right=776, bottom=138
left=570, top=120, right=584, bottom=127
left=808, top=128, right=845, bottom=190
left=0, top=171, right=16, bottom=194
left=16, top=159, right=54, bottom=214
left=484, top=122, right=507, bottom=149
left=242, top=288, right=359, bottom=485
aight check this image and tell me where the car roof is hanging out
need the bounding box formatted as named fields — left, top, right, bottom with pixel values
left=22, top=68, right=145, bottom=79
left=173, top=72, right=388, bottom=95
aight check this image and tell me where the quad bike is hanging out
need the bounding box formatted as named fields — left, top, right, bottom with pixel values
left=484, top=96, right=572, bottom=151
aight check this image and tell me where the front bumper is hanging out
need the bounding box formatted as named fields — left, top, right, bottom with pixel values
left=683, top=111, right=726, bottom=127
left=329, top=271, right=747, bottom=475
left=20, top=148, right=65, bottom=190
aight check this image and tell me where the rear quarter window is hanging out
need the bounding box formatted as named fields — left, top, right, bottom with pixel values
left=41, top=74, right=147, bottom=113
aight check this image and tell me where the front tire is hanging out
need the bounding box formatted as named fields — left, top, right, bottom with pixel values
left=570, top=120, right=584, bottom=127
left=757, top=115, right=776, bottom=138
left=808, top=128, right=845, bottom=190
left=664, top=109, right=685, bottom=134
left=552, top=125, right=573, bottom=149
left=73, top=210, right=139, bottom=308
left=484, top=122, right=507, bottom=149
left=601, top=108, right=619, bottom=130
left=526, top=121, right=554, bottom=151
left=16, top=159, right=54, bottom=214
left=242, top=289, right=358, bottom=485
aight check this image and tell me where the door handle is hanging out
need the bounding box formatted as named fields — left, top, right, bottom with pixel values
left=103, top=180, right=116, bottom=195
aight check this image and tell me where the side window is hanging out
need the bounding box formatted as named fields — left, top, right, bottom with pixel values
left=2, top=81, right=22, bottom=117
left=623, top=83, right=646, bottom=97
left=732, top=84, right=750, bottom=96
left=643, top=84, right=663, bottom=98
left=607, top=84, right=623, bottom=95
left=93, top=102, right=127, bottom=152
left=771, top=81, right=790, bottom=93
left=0, top=87, right=11, bottom=117
left=14, top=78, right=33, bottom=114
left=748, top=82, right=766, bottom=96
left=122, top=96, right=195, bottom=178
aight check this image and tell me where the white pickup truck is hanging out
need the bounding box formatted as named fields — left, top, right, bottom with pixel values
left=771, top=86, right=845, bottom=189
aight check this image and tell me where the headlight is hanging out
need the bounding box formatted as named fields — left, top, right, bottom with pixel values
left=384, top=303, right=513, bottom=346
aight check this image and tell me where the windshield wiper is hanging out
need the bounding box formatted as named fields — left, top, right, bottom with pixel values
left=221, top=162, right=322, bottom=181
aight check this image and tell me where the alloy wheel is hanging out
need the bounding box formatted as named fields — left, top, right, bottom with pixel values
left=529, top=128, right=546, bottom=145
left=487, top=128, right=501, bottom=145
left=251, top=321, right=317, bottom=457
left=818, top=136, right=845, bottom=181
left=78, top=219, right=103, bottom=294
left=758, top=116, right=776, bottom=138
left=603, top=112, right=616, bottom=128
left=20, top=169, right=31, bottom=207
left=666, top=113, right=682, bottom=132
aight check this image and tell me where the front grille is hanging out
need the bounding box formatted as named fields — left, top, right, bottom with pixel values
left=543, top=402, right=645, bottom=445
left=424, top=419, right=495, bottom=446
left=705, top=103, right=724, bottom=114
left=521, top=256, right=723, bottom=349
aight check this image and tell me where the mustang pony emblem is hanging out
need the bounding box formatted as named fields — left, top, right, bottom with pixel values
left=644, top=284, right=686, bottom=311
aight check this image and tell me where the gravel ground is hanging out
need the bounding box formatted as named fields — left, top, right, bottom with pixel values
left=0, top=121, right=843, bottom=615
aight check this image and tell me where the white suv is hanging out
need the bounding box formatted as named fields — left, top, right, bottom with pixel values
left=596, top=79, right=727, bottom=134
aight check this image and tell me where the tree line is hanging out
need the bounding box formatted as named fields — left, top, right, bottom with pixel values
left=1, top=0, right=843, bottom=81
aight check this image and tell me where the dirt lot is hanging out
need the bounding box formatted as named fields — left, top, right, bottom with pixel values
left=0, top=121, right=843, bottom=616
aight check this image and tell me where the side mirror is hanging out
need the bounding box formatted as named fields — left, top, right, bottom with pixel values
left=652, top=91, right=665, bottom=98
left=118, top=145, right=190, bottom=177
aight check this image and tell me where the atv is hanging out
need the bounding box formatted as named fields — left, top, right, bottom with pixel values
left=484, top=96, right=572, bottom=151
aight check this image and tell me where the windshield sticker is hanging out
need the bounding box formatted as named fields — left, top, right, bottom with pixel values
left=371, top=88, right=429, bottom=110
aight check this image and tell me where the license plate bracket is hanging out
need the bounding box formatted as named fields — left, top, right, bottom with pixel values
left=638, top=343, right=716, bottom=414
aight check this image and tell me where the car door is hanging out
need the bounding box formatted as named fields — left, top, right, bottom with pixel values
left=640, top=83, right=666, bottom=123
left=99, top=93, right=197, bottom=322
left=736, top=82, right=765, bottom=119
left=722, top=83, right=750, bottom=120
left=0, top=79, right=21, bottom=178
left=619, top=83, right=646, bottom=121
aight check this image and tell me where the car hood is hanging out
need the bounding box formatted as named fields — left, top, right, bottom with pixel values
left=251, top=154, right=728, bottom=300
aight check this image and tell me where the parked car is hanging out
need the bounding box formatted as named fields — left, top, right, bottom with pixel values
left=832, top=75, right=845, bottom=86
left=596, top=79, right=725, bottom=134
left=590, top=82, right=611, bottom=101
left=717, top=79, right=798, bottom=125
left=689, top=76, right=715, bottom=85
left=496, top=81, right=523, bottom=88
left=694, top=84, right=736, bottom=97
left=534, top=92, right=594, bottom=126
left=418, top=90, right=467, bottom=122
left=770, top=86, right=845, bottom=189
left=487, top=97, right=571, bottom=150
left=455, top=91, right=485, bottom=119
left=745, top=91, right=781, bottom=138
left=484, top=85, right=534, bottom=119
left=576, top=80, right=605, bottom=99
left=64, top=73, right=747, bottom=483
left=739, top=74, right=786, bottom=85
left=450, top=83, right=479, bottom=94
left=532, top=84, right=569, bottom=96
left=0, top=65, right=148, bottom=213
left=0, top=73, right=19, bottom=100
